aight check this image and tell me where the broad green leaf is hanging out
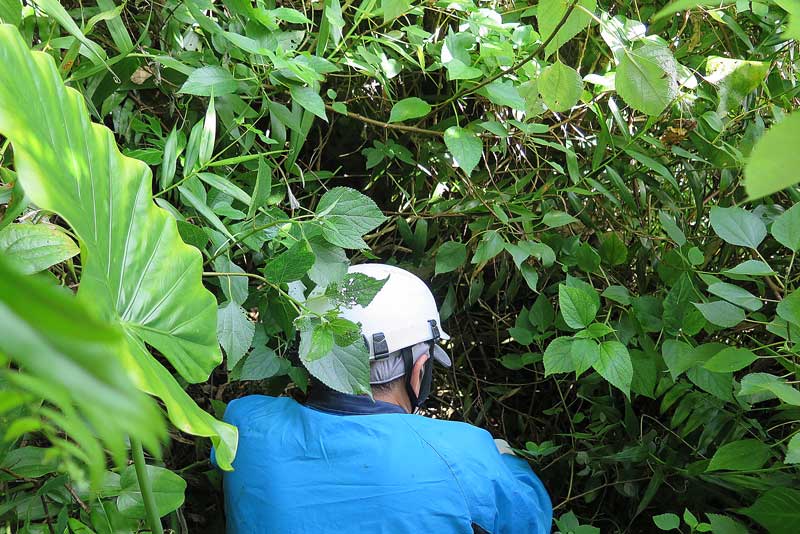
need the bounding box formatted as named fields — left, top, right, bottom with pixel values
left=0, top=223, right=78, bottom=274
left=0, top=0, right=21, bottom=26
left=602, top=285, right=630, bottom=305
left=325, top=272, right=388, bottom=308
left=0, top=25, right=236, bottom=468
left=264, top=241, right=316, bottom=284
left=301, top=341, right=372, bottom=395
left=559, top=283, right=599, bottom=329
left=741, top=488, right=800, bottom=534
left=708, top=282, right=762, bottom=311
left=652, top=513, right=680, bottom=531
left=571, top=338, right=600, bottom=376
left=33, top=0, right=107, bottom=65
left=544, top=336, right=576, bottom=375
left=739, top=372, right=800, bottom=406
left=179, top=66, right=238, bottom=96
left=444, top=126, right=482, bottom=176
left=654, top=0, right=734, bottom=20
left=382, top=0, right=410, bottom=22
left=785, top=434, right=800, bottom=464
left=316, top=187, right=386, bottom=249
left=441, top=31, right=482, bottom=80
left=435, top=241, right=468, bottom=274
left=299, top=324, right=336, bottom=362
left=663, top=274, right=705, bottom=336
left=308, top=237, right=348, bottom=286
left=530, top=294, right=555, bottom=330
left=776, top=289, right=800, bottom=327
left=693, top=301, right=745, bottom=328
left=744, top=112, right=800, bottom=200
left=213, top=256, right=248, bottom=305
left=658, top=211, right=687, bottom=246
left=543, top=210, right=578, bottom=228
left=594, top=340, right=632, bottom=397
left=537, top=0, right=597, bottom=57
left=706, top=514, right=749, bottom=534
left=706, top=56, right=769, bottom=113
left=117, top=464, right=186, bottom=519
left=617, top=42, right=678, bottom=116
left=722, top=260, right=776, bottom=277
left=662, top=340, right=724, bottom=380
left=218, top=301, right=255, bottom=370
left=707, top=439, right=770, bottom=472
left=472, top=230, right=506, bottom=264
left=290, top=85, right=328, bottom=121
left=239, top=345, right=284, bottom=381
left=709, top=206, right=766, bottom=249
left=0, top=257, right=165, bottom=484
left=388, top=97, right=431, bottom=123
left=690, top=368, right=735, bottom=401
left=771, top=202, right=800, bottom=251
left=478, top=80, right=526, bottom=110
left=703, top=347, right=757, bottom=373
left=539, top=61, right=583, bottom=112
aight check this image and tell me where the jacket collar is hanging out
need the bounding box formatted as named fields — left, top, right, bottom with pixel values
left=306, top=389, right=407, bottom=415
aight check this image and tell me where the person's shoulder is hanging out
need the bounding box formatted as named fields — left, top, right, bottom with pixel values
left=224, top=395, right=296, bottom=423
left=406, top=415, right=496, bottom=450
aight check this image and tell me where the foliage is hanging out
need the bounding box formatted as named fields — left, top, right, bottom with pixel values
left=0, top=0, right=799, bottom=532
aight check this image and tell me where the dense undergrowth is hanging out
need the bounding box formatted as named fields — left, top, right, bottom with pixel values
left=1, top=0, right=800, bottom=532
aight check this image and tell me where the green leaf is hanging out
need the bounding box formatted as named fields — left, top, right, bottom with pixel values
left=706, top=514, right=749, bottom=534
left=290, top=85, right=328, bottom=122
left=0, top=25, right=236, bottom=469
left=744, top=112, right=800, bottom=200
left=217, top=301, right=255, bottom=370
left=708, top=282, right=762, bottom=311
left=652, top=513, right=680, bottom=531
left=544, top=336, right=576, bottom=375
left=435, top=241, right=468, bottom=274
left=693, top=301, right=745, bottom=328
left=709, top=206, right=766, bottom=249
left=299, top=324, right=336, bottom=362
left=33, top=0, right=107, bottom=65
left=213, top=256, right=248, bottom=305
left=388, top=97, right=431, bottom=123
left=543, top=210, right=578, bottom=228
left=325, top=272, right=388, bottom=308
left=247, top=157, right=273, bottom=219
left=478, top=79, right=526, bottom=110
left=602, top=285, right=630, bottom=305
left=559, top=283, right=599, bottom=329
left=594, top=340, right=633, bottom=397
left=317, top=187, right=386, bottom=249
left=539, top=61, right=583, bottom=112
left=785, top=434, right=800, bottom=464
left=472, top=230, right=506, bottom=264
left=706, top=56, right=769, bottom=114
left=0, top=257, right=165, bottom=484
left=571, top=338, right=600, bottom=376
left=741, top=488, right=800, bottom=534
left=772, top=202, right=800, bottom=251
left=537, top=0, right=597, bottom=57
left=264, top=241, right=316, bottom=284
left=308, top=237, right=348, bottom=286
left=658, top=211, right=687, bottom=246
left=160, top=127, right=179, bottom=190
left=0, top=223, right=78, bottom=274
left=179, top=66, right=238, bottom=96
left=722, top=260, right=776, bottom=277
left=703, top=347, right=757, bottom=373
left=239, top=344, right=283, bottom=381
left=707, top=439, right=770, bottom=472
left=382, top=0, right=410, bottom=22
left=117, top=464, right=186, bottom=519
left=0, top=0, right=21, bottom=26
left=739, top=373, right=800, bottom=406
left=776, top=289, right=800, bottom=327
left=444, top=126, right=482, bottom=176
left=301, top=341, right=372, bottom=395
left=617, top=42, right=678, bottom=116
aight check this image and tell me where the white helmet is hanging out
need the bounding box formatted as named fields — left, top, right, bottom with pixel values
left=340, top=264, right=451, bottom=367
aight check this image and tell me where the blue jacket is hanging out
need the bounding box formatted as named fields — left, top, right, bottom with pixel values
left=218, top=392, right=552, bottom=533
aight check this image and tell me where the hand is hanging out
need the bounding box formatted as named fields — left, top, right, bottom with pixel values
left=494, top=439, right=516, bottom=456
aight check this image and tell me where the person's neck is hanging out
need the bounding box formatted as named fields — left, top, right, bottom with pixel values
left=374, top=389, right=412, bottom=414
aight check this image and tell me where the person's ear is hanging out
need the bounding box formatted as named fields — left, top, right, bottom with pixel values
left=409, top=353, right=430, bottom=397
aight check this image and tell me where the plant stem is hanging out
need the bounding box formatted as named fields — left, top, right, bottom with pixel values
left=131, top=439, right=164, bottom=534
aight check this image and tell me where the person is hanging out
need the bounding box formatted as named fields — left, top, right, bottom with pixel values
left=219, top=264, right=552, bottom=533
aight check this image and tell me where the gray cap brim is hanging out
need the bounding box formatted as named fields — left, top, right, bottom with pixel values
left=432, top=344, right=451, bottom=367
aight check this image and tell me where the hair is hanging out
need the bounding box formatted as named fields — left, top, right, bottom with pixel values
left=370, top=376, right=404, bottom=396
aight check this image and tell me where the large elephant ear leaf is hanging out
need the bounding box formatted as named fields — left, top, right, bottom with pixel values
left=0, top=24, right=237, bottom=468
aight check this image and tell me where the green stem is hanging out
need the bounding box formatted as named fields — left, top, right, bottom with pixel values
left=131, top=439, right=164, bottom=534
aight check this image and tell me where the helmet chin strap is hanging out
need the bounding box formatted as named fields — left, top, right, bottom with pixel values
left=401, top=342, right=435, bottom=410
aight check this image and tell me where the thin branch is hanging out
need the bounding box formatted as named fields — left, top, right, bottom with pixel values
left=326, top=104, right=443, bottom=137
